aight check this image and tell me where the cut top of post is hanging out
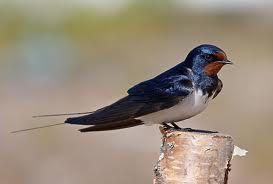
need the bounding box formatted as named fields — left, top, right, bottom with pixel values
left=154, top=127, right=234, bottom=184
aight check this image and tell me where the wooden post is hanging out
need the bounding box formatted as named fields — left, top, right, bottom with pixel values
left=153, top=127, right=234, bottom=184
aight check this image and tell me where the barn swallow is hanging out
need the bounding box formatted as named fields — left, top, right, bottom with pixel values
left=12, top=44, right=232, bottom=133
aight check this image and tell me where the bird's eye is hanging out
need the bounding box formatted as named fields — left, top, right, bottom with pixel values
left=204, top=54, right=213, bottom=61
left=205, top=54, right=213, bottom=61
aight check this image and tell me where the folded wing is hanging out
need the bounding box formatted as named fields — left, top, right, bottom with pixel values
left=66, top=68, right=194, bottom=132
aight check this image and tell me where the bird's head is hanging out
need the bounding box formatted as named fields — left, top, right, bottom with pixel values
left=184, top=44, right=232, bottom=76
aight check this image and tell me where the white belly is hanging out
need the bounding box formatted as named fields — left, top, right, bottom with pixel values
left=136, top=89, right=211, bottom=125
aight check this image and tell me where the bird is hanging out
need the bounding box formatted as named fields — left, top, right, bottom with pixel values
left=12, top=44, right=232, bottom=133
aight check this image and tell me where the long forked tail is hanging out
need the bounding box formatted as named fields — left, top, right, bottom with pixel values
left=11, top=111, right=94, bottom=133
left=64, top=114, right=144, bottom=132
left=11, top=123, right=65, bottom=133
left=32, top=111, right=94, bottom=118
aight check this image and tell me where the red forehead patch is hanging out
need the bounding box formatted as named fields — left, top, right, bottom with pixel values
left=204, top=62, right=224, bottom=76
left=213, top=52, right=226, bottom=61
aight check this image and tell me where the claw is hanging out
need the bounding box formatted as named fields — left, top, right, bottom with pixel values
left=171, top=122, right=181, bottom=129
left=162, top=123, right=173, bottom=129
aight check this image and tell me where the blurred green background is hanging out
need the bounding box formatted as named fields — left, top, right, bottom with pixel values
left=1, top=0, right=273, bottom=183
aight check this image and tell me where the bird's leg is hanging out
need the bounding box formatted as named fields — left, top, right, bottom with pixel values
left=170, top=122, right=194, bottom=131
left=162, top=123, right=173, bottom=129
left=171, top=122, right=181, bottom=129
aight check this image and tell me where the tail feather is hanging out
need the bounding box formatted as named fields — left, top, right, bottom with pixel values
left=32, top=111, right=94, bottom=118
left=65, top=115, right=92, bottom=125
left=79, top=119, right=143, bottom=132
left=11, top=123, right=65, bottom=133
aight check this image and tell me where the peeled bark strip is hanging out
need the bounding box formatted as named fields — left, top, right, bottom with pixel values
left=154, top=127, right=234, bottom=184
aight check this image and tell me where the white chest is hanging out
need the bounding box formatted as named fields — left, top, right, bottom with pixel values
left=137, top=89, right=212, bottom=125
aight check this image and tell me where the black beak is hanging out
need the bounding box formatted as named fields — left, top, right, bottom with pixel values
left=218, top=59, right=233, bottom=65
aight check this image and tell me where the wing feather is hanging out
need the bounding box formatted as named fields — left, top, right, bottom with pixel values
left=66, top=67, right=194, bottom=126
left=212, top=79, right=223, bottom=99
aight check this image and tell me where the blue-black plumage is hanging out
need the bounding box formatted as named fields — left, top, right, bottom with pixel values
left=65, top=44, right=232, bottom=132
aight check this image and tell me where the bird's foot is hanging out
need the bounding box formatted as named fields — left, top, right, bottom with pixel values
left=162, top=123, right=173, bottom=129
left=171, top=122, right=181, bottom=129
left=161, top=123, right=218, bottom=133
left=162, top=123, right=197, bottom=131
left=162, top=122, right=182, bottom=130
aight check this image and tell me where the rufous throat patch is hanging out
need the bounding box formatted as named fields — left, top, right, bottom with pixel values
left=204, top=62, right=225, bottom=76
